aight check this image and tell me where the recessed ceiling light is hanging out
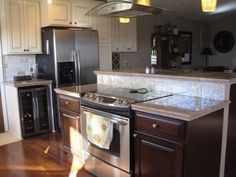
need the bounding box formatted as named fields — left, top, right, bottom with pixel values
left=119, top=18, right=130, bottom=23
left=201, top=0, right=217, bottom=12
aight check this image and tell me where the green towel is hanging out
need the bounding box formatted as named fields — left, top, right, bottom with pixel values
left=85, top=112, right=113, bottom=149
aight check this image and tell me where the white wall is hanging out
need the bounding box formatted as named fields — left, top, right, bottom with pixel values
left=118, top=14, right=209, bottom=69
left=209, top=13, right=236, bottom=69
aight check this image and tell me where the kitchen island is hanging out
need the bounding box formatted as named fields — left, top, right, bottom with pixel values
left=95, top=70, right=236, bottom=177
left=55, top=70, right=236, bottom=177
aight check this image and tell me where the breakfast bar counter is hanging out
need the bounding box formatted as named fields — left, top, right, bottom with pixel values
left=132, top=94, right=230, bottom=121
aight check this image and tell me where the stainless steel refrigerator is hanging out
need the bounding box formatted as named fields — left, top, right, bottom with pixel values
left=36, top=27, right=99, bottom=129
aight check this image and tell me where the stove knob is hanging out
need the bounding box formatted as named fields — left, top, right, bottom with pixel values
left=122, top=100, right=129, bottom=105
left=85, top=93, right=90, bottom=98
left=90, top=94, right=96, bottom=99
left=117, top=100, right=123, bottom=104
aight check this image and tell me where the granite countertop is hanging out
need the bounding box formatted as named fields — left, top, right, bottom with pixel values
left=54, top=83, right=230, bottom=121
left=132, top=94, right=230, bottom=121
left=4, top=79, right=52, bottom=87
left=54, top=84, right=97, bottom=98
left=96, top=69, right=236, bottom=84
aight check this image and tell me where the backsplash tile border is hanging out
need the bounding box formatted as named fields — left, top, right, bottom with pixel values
left=97, top=74, right=226, bottom=100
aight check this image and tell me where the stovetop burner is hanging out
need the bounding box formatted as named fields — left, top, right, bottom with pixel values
left=82, top=85, right=173, bottom=110
left=96, top=86, right=173, bottom=103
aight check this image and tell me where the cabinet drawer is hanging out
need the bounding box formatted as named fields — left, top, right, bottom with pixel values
left=135, top=113, right=185, bottom=138
left=59, top=95, right=80, bottom=112
left=60, top=109, right=82, bottom=158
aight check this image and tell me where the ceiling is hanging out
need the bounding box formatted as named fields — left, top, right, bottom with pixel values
left=152, top=0, right=236, bottom=22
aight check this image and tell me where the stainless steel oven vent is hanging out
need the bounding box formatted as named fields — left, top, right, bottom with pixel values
left=86, top=0, right=162, bottom=17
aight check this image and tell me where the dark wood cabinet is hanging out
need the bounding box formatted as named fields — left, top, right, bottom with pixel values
left=134, top=110, right=224, bottom=177
left=58, top=95, right=82, bottom=159
left=135, top=132, right=183, bottom=177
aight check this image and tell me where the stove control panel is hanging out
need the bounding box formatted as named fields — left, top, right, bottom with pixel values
left=83, top=92, right=131, bottom=108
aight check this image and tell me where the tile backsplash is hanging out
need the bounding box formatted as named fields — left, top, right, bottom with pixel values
left=3, top=55, right=36, bottom=81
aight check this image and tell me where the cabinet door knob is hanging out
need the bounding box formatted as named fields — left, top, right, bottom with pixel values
left=24, top=49, right=26, bottom=51
left=70, top=22, right=72, bottom=24
left=133, top=134, right=137, bottom=138
left=152, top=124, right=158, bottom=128
left=65, top=101, right=69, bottom=105
left=127, top=48, right=131, bottom=50
left=75, top=22, right=77, bottom=24
left=27, top=49, right=29, bottom=52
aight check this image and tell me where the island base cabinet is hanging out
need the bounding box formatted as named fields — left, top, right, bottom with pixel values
left=134, top=132, right=183, bottom=177
left=60, top=109, right=82, bottom=158
left=134, top=110, right=223, bottom=177
left=58, top=95, right=82, bottom=160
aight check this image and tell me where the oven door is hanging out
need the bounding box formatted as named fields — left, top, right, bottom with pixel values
left=81, top=106, right=130, bottom=173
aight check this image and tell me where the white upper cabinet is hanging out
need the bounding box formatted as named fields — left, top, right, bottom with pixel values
left=41, top=0, right=94, bottom=28
left=24, top=1, right=41, bottom=53
left=111, top=18, right=137, bottom=52
left=72, top=0, right=93, bottom=27
left=48, top=0, right=72, bottom=26
left=0, top=0, right=41, bottom=54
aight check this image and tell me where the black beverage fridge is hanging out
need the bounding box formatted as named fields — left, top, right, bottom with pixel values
left=18, top=86, right=51, bottom=138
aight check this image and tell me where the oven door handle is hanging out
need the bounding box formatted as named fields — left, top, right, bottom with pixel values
left=110, top=119, right=127, bottom=126
left=82, top=109, right=128, bottom=126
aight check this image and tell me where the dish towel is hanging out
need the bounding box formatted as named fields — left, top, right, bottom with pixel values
left=85, top=112, right=113, bottom=150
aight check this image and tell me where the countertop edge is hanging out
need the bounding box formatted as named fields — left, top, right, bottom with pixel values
left=54, top=84, right=98, bottom=98
left=54, top=88, right=81, bottom=98
left=131, top=100, right=230, bottom=121
left=4, top=80, right=52, bottom=87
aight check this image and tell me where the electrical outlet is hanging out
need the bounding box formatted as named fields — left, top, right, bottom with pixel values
left=18, top=71, right=26, bottom=76
left=124, top=60, right=130, bottom=67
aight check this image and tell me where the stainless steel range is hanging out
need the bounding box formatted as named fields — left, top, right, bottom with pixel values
left=81, top=86, right=173, bottom=177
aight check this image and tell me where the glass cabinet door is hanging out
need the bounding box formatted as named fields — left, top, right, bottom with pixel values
left=34, top=87, right=50, bottom=132
left=19, top=89, right=35, bottom=137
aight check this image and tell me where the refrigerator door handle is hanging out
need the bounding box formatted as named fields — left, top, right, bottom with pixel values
left=32, top=96, right=38, bottom=132
left=34, top=93, right=40, bottom=132
left=72, top=50, right=78, bottom=86
left=75, top=50, right=81, bottom=85
left=35, top=96, right=39, bottom=121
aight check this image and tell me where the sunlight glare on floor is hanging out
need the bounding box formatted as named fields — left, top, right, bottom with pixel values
left=69, top=157, right=84, bottom=177
left=44, top=146, right=51, bottom=154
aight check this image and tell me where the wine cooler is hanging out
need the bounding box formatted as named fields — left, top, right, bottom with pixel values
left=18, top=86, right=51, bottom=138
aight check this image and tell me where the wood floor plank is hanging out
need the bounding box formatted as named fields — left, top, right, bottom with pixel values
left=0, top=133, right=95, bottom=177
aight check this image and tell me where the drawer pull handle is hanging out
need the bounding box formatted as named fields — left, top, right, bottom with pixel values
left=62, top=113, right=79, bottom=120
left=65, top=101, right=69, bottom=105
left=133, top=134, right=137, bottom=138
left=152, top=124, right=158, bottom=128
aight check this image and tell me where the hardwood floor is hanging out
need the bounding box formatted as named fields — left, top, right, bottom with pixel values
left=0, top=133, right=95, bottom=177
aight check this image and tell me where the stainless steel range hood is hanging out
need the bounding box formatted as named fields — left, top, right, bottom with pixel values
left=86, top=0, right=162, bottom=17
